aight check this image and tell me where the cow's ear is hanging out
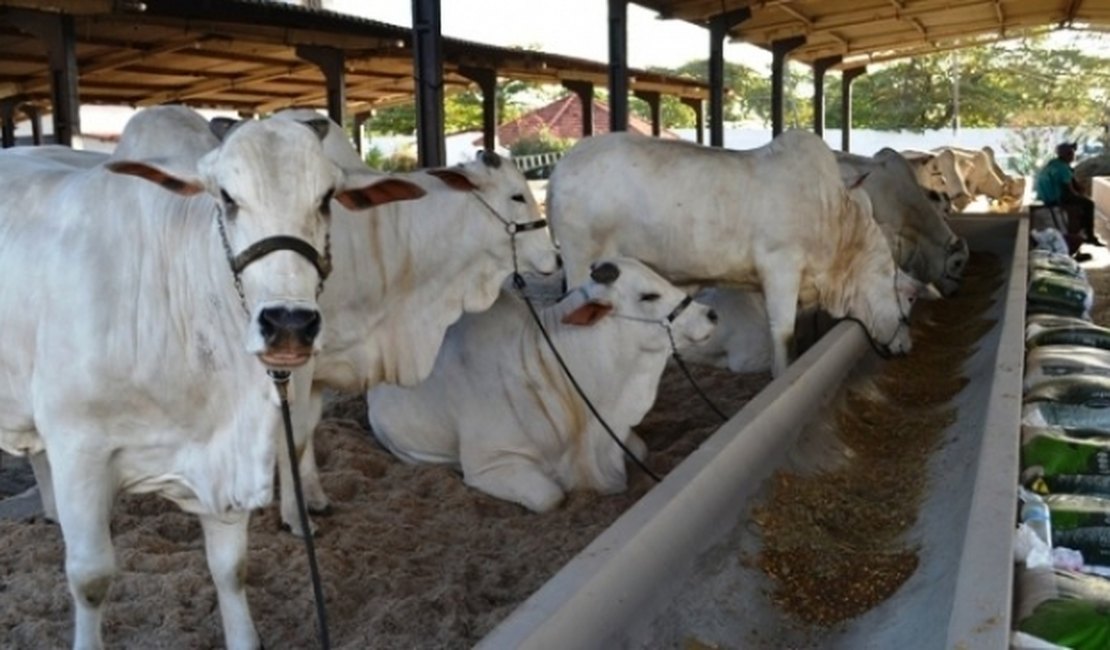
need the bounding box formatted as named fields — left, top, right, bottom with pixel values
left=561, top=301, right=613, bottom=327
left=106, top=160, right=205, bottom=195
left=426, top=168, right=477, bottom=192
left=335, top=176, right=426, bottom=211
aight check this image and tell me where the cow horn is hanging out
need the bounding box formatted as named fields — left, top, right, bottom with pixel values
left=299, top=118, right=331, bottom=142
left=590, top=262, right=620, bottom=285
left=479, top=150, right=502, bottom=169
left=209, top=117, right=245, bottom=142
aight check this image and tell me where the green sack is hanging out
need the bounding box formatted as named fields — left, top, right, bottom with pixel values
left=1028, top=274, right=1094, bottom=318
left=1023, top=426, right=1110, bottom=477
left=1030, top=251, right=1084, bottom=278
left=1046, top=494, right=1110, bottom=532
left=1017, top=567, right=1110, bottom=650
left=1027, top=326, right=1110, bottom=352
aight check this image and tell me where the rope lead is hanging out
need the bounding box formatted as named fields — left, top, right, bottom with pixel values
left=269, top=369, right=331, bottom=650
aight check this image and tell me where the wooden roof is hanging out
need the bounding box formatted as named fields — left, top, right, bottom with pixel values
left=632, top=0, right=1110, bottom=67
left=0, top=0, right=708, bottom=116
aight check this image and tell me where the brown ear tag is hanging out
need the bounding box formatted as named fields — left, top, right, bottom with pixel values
left=562, top=301, right=613, bottom=326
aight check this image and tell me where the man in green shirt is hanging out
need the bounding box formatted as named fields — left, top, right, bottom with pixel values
left=1035, top=142, right=1102, bottom=246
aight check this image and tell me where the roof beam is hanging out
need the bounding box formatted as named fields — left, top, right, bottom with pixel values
left=137, top=62, right=318, bottom=106
left=252, top=75, right=467, bottom=114
left=21, top=35, right=202, bottom=95
left=740, top=0, right=995, bottom=39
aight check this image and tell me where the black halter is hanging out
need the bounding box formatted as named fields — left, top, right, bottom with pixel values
left=215, top=206, right=332, bottom=313
left=470, top=191, right=548, bottom=285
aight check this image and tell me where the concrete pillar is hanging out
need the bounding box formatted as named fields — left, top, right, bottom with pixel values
left=681, top=97, right=705, bottom=144
left=459, top=66, right=498, bottom=152
left=770, top=36, right=805, bottom=137
left=840, top=66, right=867, bottom=152
left=607, top=0, right=629, bottom=133
left=295, top=45, right=346, bottom=127
left=708, top=8, right=751, bottom=147
left=352, top=111, right=370, bottom=155
left=634, top=90, right=661, bottom=137
left=12, top=11, right=80, bottom=145
left=411, top=0, right=445, bottom=167
left=812, top=56, right=841, bottom=136
left=0, top=99, right=16, bottom=148
left=563, top=80, right=595, bottom=137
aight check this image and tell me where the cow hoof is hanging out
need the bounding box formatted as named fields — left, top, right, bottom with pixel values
left=280, top=520, right=316, bottom=539
left=308, top=504, right=333, bottom=517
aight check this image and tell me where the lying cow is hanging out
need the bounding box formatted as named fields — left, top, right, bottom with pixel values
left=548, top=130, right=927, bottom=377
left=269, top=110, right=560, bottom=535
left=0, top=105, right=424, bottom=649
left=367, top=258, right=717, bottom=512
left=836, top=148, right=969, bottom=296
left=900, top=148, right=972, bottom=212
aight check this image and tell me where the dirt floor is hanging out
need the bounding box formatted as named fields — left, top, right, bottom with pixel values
left=0, top=356, right=768, bottom=649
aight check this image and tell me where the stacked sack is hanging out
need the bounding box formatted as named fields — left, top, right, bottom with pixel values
left=1016, top=248, right=1110, bottom=649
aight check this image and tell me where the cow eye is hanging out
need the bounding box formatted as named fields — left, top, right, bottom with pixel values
left=320, top=189, right=334, bottom=215
left=510, top=193, right=526, bottom=203
left=640, top=292, right=661, bottom=302
left=219, top=188, right=238, bottom=216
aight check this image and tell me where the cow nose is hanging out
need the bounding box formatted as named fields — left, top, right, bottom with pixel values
left=706, top=309, right=719, bottom=324
left=258, top=307, right=321, bottom=345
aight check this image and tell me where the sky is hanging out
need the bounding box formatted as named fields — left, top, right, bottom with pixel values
left=329, top=0, right=772, bottom=70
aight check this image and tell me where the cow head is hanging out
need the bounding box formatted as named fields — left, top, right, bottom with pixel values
left=426, top=152, right=559, bottom=277
left=562, top=258, right=717, bottom=352
left=856, top=264, right=938, bottom=359
left=935, top=235, right=970, bottom=297
left=107, top=116, right=425, bottom=369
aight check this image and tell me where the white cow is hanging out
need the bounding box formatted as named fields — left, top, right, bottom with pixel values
left=270, top=110, right=560, bottom=535
left=548, top=130, right=926, bottom=377
left=0, top=105, right=424, bottom=649
left=680, top=288, right=772, bottom=373
left=837, top=148, right=969, bottom=296
left=1075, top=154, right=1110, bottom=197
left=900, top=148, right=972, bottom=211
left=367, top=257, right=717, bottom=512
left=933, top=145, right=1023, bottom=211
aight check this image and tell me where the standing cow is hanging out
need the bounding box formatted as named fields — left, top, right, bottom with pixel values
left=0, top=106, right=424, bottom=649
left=269, top=110, right=560, bottom=535
left=547, top=130, right=927, bottom=377
left=836, top=148, right=969, bottom=296
left=367, top=258, right=717, bottom=512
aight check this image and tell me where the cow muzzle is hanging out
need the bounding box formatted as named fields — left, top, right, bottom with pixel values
left=257, top=305, right=321, bottom=368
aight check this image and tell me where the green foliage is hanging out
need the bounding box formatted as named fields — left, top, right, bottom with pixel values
left=367, top=78, right=548, bottom=135
left=1002, top=114, right=1100, bottom=176
left=363, top=144, right=418, bottom=172
left=507, top=128, right=574, bottom=157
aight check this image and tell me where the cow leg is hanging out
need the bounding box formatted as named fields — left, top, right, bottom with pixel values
left=462, top=452, right=565, bottom=513
left=758, top=268, right=802, bottom=378
left=301, top=389, right=330, bottom=513
left=52, top=453, right=116, bottom=650
left=626, top=432, right=648, bottom=462
left=29, top=451, right=58, bottom=521
left=199, top=512, right=260, bottom=650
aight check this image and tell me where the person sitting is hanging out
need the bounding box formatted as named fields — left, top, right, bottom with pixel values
left=1035, top=142, right=1104, bottom=248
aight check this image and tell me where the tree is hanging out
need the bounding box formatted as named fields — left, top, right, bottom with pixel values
left=367, top=78, right=547, bottom=135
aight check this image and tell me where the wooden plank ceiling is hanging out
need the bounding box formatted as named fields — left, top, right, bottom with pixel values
left=633, top=0, right=1110, bottom=67
left=0, top=0, right=709, bottom=116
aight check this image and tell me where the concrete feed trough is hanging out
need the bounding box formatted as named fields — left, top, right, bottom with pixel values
left=480, top=215, right=1027, bottom=649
